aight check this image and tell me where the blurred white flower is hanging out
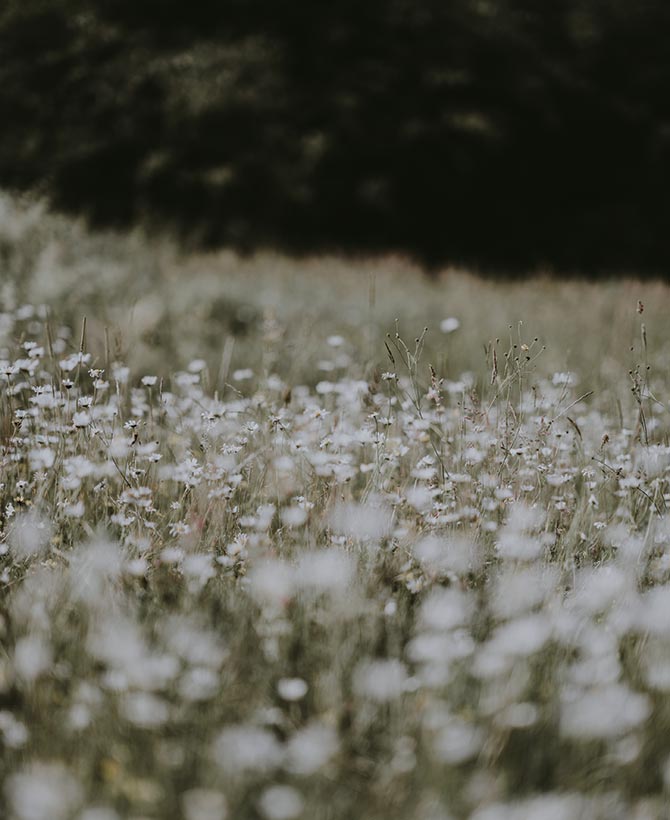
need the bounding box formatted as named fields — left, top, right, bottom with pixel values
left=281, top=506, right=308, bottom=528
left=187, top=359, right=207, bottom=373
left=329, top=500, right=393, bottom=544
left=6, top=763, right=82, bottom=820
left=212, top=725, right=283, bottom=774
left=277, top=677, right=308, bottom=702
left=121, top=692, right=170, bottom=728
left=491, top=567, right=559, bottom=620
left=72, top=410, right=91, bottom=428
left=233, top=369, right=254, bottom=381
left=560, top=684, right=650, bottom=740
left=0, top=711, right=29, bottom=748
left=295, top=550, right=356, bottom=594
left=182, top=788, right=227, bottom=820
left=286, top=722, right=339, bottom=775
left=353, top=658, right=408, bottom=702
left=419, top=588, right=473, bottom=631
left=433, top=720, right=483, bottom=765
left=551, top=371, right=578, bottom=387
left=414, top=535, right=478, bottom=575
left=248, top=560, right=295, bottom=607
left=8, top=511, right=52, bottom=560
left=13, top=635, right=52, bottom=683
left=258, top=785, right=304, bottom=820
left=440, top=317, right=460, bottom=334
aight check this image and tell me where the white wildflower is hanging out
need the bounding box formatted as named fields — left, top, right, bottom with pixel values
left=353, top=659, right=408, bottom=702
left=7, top=511, right=52, bottom=560
left=182, top=789, right=227, bottom=820
left=560, top=684, right=650, bottom=740
left=277, top=677, right=308, bottom=702
left=440, top=317, right=460, bottom=334
left=258, top=786, right=304, bottom=820
left=6, top=762, right=82, bottom=820
left=13, top=635, right=52, bottom=683
left=286, top=723, right=339, bottom=775
left=329, top=500, right=393, bottom=543
left=212, top=725, right=283, bottom=774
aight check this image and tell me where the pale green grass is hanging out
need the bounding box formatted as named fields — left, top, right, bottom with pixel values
left=3, top=190, right=670, bottom=386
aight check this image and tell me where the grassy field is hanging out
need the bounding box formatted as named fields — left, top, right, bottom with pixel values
left=3, top=193, right=670, bottom=818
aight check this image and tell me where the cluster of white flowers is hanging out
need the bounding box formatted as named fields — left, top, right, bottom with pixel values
left=2, top=293, right=670, bottom=820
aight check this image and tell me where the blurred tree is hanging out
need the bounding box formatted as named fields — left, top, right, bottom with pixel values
left=1, top=0, right=669, bottom=273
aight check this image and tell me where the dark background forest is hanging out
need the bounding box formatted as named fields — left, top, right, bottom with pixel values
left=2, top=0, right=670, bottom=274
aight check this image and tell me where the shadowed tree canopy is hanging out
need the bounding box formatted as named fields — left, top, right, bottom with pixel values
left=2, top=0, right=670, bottom=274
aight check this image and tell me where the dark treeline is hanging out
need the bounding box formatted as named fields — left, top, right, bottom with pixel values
left=2, top=1, right=670, bottom=273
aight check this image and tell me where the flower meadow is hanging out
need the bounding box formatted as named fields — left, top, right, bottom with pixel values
left=5, top=198, right=670, bottom=818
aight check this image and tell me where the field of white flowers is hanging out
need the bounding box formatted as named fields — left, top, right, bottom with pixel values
left=4, top=192, right=670, bottom=819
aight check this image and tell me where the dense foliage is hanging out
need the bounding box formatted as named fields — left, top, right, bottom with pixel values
left=2, top=1, right=670, bottom=270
